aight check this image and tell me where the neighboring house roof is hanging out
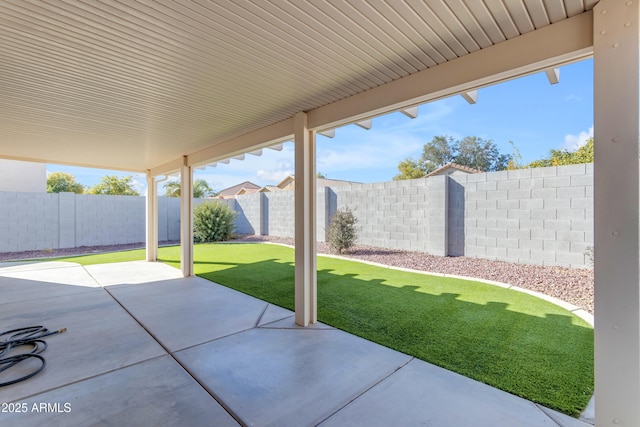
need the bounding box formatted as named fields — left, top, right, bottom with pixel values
left=258, top=185, right=282, bottom=193
left=275, top=175, right=295, bottom=190
left=236, top=187, right=259, bottom=196
left=217, top=181, right=260, bottom=199
left=274, top=175, right=360, bottom=190
left=425, top=163, right=482, bottom=178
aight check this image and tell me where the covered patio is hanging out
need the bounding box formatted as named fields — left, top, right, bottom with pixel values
left=1, top=1, right=639, bottom=425
left=0, top=260, right=588, bottom=426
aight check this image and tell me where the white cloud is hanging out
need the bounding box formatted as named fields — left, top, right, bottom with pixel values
left=256, top=169, right=292, bottom=182
left=564, top=94, right=583, bottom=102
left=563, top=126, right=593, bottom=150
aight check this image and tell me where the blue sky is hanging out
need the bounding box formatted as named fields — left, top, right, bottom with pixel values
left=47, top=58, right=594, bottom=195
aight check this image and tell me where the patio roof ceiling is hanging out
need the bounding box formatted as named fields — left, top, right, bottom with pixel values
left=0, top=0, right=596, bottom=173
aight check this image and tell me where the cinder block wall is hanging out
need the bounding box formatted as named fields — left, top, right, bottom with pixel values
left=260, top=189, right=330, bottom=242
left=235, top=193, right=263, bottom=235
left=265, top=191, right=294, bottom=238
left=0, top=164, right=594, bottom=268
left=450, top=164, right=593, bottom=268
left=0, top=192, right=58, bottom=252
left=332, top=176, right=448, bottom=255
left=74, top=194, right=145, bottom=247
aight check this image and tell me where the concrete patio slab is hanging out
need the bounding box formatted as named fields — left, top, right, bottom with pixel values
left=257, top=303, right=294, bottom=326
left=0, top=290, right=165, bottom=402
left=261, top=316, right=336, bottom=330
left=319, top=358, right=590, bottom=427
left=175, top=327, right=413, bottom=427
left=105, top=276, right=269, bottom=351
left=0, top=265, right=100, bottom=305
left=0, top=261, right=593, bottom=426
left=537, top=404, right=594, bottom=427
left=0, top=356, right=239, bottom=427
left=0, top=261, right=80, bottom=273
left=84, top=260, right=182, bottom=287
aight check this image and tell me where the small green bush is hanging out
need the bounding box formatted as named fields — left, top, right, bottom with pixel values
left=328, top=208, right=358, bottom=254
left=193, top=201, right=236, bottom=242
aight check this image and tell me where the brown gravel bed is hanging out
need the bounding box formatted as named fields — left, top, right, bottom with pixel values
left=234, top=235, right=594, bottom=314
left=0, top=237, right=594, bottom=314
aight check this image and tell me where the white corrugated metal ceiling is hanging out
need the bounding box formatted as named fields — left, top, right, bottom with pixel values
left=0, top=0, right=597, bottom=172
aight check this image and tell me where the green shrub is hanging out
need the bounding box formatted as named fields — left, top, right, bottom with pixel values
left=328, top=208, right=358, bottom=254
left=193, top=201, right=236, bottom=242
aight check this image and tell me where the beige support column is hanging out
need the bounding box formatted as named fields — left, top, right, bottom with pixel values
left=180, top=157, right=194, bottom=277
left=593, top=1, right=640, bottom=426
left=294, top=111, right=317, bottom=326
left=145, top=172, right=158, bottom=261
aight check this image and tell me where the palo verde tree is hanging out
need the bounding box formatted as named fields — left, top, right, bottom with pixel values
left=394, top=135, right=511, bottom=180
left=46, top=172, right=84, bottom=194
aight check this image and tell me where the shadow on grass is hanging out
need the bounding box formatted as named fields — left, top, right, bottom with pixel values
left=189, top=254, right=593, bottom=417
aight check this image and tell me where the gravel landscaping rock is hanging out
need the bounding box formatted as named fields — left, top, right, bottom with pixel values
left=0, top=236, right=594, bottom=314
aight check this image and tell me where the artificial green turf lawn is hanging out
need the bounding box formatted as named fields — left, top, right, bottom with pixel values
left=52, top=243, right=593, bottom=416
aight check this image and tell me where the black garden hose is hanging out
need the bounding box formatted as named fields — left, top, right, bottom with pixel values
left=0, top=326, right=66, bottom=387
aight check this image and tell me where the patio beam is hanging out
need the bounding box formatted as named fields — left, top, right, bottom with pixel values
left=180, top=156, right=194, bottom=277
left=307, top=11, right=593, bottom=131
left=544, top=68, right=560, bottom=85
left=145, top=172, right=158, bottom=262
left=149, top=157, right=184, bottom=178
left=294, top=111, right=317, bottom=326
left=593, top=1, right=640, bottom=426
left=187, top=118, right=294, bottom=168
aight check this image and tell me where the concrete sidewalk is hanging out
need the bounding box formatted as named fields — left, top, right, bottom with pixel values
left=0, top=261, right=591, bottom=426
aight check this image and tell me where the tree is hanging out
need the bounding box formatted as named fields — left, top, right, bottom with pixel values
left=327, top=208, right=359, bottom=254
left=506, top=141, right=525, bottom=170
left=394, top=158, right=427, bottom=180
left=421, top=135, right=455, bottom=172
left=163, top=179, right=216, bottom=198
left=394, top=135, right=512, bottom=180
left=193, top=179, right=215, bottom=198
left=86, top=175, right=139, bottom=196
left=163, top=181, right=181, bottom=198
left=528, top=138, right=594, bottom=168
left=455, top=136, right=511, bottom=172
left=46, top=172, right=84, bottom=194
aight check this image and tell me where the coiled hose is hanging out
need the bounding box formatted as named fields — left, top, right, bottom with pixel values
left=0, top=326, right=66, bottom=387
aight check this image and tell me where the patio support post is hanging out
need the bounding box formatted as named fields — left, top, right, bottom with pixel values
left=593, top=1, right=640, bottom=426
left=294, top=111, right=317, bottom=326
left=180, top=156, right=194, bottom=277
left=145, top=172, right=158, bottom=261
